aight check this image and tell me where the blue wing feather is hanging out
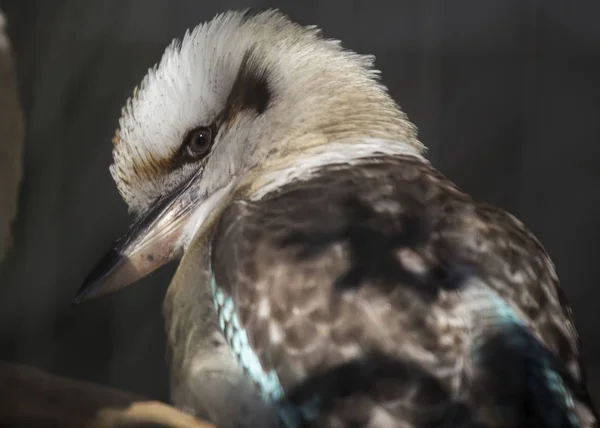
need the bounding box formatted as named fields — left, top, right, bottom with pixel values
left=465, top=280, right=581, bottom=428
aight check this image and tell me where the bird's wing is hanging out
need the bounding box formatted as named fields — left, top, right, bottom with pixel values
left=165, top=235, right=280, bottom=428
left=211, top=155, right=596, bottom=427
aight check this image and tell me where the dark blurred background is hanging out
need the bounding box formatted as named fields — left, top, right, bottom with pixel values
left=1, top=0, right=599, bottom=407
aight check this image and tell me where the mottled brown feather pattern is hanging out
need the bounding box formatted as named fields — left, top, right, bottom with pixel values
left=210, top=155, right=591, bottom=427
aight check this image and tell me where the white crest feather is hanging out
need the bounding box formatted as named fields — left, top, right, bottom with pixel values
left=110, top=9, right=422, bottom=214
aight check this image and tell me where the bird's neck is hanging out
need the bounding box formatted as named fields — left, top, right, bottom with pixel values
left=241, top=84, right=427, bottom=200
left=244, top=137, right=428, bottom=201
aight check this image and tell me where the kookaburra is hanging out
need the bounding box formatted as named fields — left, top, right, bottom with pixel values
left=75, top=9, right=598, bottom=428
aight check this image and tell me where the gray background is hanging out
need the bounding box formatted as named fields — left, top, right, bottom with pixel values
left=1, top=0, right=599, bottom=407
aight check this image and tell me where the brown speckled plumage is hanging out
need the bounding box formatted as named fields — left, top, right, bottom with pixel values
left=209, top=154, right=596, bottom=427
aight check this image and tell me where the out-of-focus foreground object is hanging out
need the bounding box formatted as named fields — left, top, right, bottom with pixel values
left=0, top=361, right=215, bottom=428
left=0, top=7, right=24, bottom=263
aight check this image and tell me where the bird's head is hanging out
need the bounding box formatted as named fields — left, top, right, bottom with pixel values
left=74, top=9, right=423, bottom=303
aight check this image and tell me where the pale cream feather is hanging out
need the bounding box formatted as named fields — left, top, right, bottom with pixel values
left=111, top=9, right=424, bottom=215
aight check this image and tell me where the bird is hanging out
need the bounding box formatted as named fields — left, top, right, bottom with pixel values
left=74, top=9, right=599, bottom=428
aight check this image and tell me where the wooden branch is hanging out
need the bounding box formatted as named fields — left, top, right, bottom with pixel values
left=0, top=362, right=215, bottom=428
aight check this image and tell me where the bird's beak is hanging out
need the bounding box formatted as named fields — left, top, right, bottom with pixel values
left=73, top=172, right=203, bottom=304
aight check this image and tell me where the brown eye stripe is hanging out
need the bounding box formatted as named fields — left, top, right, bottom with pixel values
left=219, top=48, right=272, bottom=126
left=114, top=46, right=272, bottom=184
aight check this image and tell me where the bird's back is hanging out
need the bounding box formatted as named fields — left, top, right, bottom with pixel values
left=209, top=154, right=597, bottom=427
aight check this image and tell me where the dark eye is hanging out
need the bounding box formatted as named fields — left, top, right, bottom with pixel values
left=182, top=126, right=214, bottom=159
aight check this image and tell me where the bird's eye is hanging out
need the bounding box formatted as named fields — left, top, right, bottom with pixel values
left=182, top=126, right=214, bottom=160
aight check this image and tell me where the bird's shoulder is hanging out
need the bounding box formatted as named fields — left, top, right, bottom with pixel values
left=210, top=154, right=582, bottom=394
